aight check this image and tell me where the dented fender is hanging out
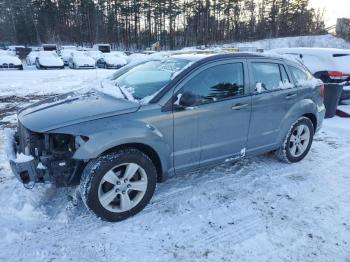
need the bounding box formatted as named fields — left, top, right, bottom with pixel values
left=49, top=115, right=173, bottom=180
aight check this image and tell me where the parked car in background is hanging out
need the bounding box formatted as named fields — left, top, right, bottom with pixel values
left=9, top=53, right=325, bottom=222
left=126, top=52, right=147, bottom=64
left=96, top=53, right=127, bottom=69
left=28, top=46, right=41, bottom=52
left=68, top=51, right=96, bottom=69
left=271, top=48, right=350, bottom=102
left=26, top=51, right=39, bottom=65
left=60, top=49, right=75, bottom=66
left=0, top=50, right=23, bottom=70
left=60, top=45, right=76, bottom=51
left=35, top=51, right=64, bottom=69
left=110, top=51, right=128, bottom=59
left=85, top=50, right=103, bottom=62
left=42, top=44, right=58, bottom=51
left=7, top=45, right=25, bottom=55
left=93, top=43, right=111, bottom=53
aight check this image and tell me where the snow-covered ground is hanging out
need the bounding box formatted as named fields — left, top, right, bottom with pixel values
left=1, top=66, right=350, bottom=261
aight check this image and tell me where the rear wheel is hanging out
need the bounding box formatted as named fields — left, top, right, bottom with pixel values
left=275, top=117, right=314, bottom=163
left=80, top=149, right=157, bottom=222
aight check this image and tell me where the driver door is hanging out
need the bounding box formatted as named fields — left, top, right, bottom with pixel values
left=172, top=60, right=251, bottom=172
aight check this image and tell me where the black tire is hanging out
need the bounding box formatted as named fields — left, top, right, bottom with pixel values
left=35, top=60, right=41, bottom=69
left=275, top=117, right=314, bottom=163
left=80, top=149, right=157, bottom=222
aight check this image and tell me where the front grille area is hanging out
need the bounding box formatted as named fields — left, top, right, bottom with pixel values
left=17, top=121, right=44, bottom=156
left=15, top=121, right=83, bottom=186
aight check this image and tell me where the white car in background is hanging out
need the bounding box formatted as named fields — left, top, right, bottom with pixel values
left=68, top=51, right=96, bottom=69
left=84, top=50, right=103, bottom=62
left=0, top=50, right=23, bottom=70
left=96, top=53, right=127, bottom=69
left=126, top=53, right=147, bottom=64
left=26, top=51, right=39, bottom=65
left=35, top=51, right=64, bottom=69
left=271, top=48, right=350, bottom=102
left=59, top=49, right=75, bottom=66
left=110, top=51, right=128, bottom=58
left=7, top=45, right=26, bottom=56
left=60, top=45, right=76, bottom=50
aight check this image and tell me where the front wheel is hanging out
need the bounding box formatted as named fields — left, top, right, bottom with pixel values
left=275, top=117, right=314, bottom=163
left=80, top=149, right=157, bottom=222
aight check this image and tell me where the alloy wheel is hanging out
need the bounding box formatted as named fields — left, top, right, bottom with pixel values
left=289, top=124, right=310, bottom=157
left=97, top=163, right=148, bottom=213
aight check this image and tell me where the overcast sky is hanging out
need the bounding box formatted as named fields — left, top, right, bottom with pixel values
left=310, top=0, right=350, bottom=27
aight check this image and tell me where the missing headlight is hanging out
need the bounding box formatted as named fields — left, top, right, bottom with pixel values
left=50, top=134, right=75, bottom=153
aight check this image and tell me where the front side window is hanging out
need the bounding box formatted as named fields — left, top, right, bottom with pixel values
left=181, top=63, right=245, bottom=104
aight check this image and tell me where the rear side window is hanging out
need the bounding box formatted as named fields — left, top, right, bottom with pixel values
left=181, top=63, right=245, bottom=104
left=251, top=63, right=291, bottom=92
left=288, top=66, right=313, bottom=82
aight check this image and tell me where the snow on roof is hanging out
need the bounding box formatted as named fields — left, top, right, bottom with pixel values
left=169, top=53, right=216, bottom=61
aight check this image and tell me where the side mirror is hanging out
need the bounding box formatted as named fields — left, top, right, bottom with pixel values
left=174, top=91, right=200, bottom=109
left=255, top=82, right=267, bottom=93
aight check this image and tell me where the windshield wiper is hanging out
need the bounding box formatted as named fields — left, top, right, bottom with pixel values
left=115, top=82, right=128, bottom=100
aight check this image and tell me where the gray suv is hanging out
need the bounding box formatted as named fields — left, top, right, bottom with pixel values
left=9, top=53, right=325, bottom=221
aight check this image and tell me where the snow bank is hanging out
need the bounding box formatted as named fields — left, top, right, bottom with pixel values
left=224, top=34, right=350, bottom=50
left=0, top=69, right=112, bottom=97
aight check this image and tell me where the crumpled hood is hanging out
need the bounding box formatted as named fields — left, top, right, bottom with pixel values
left=74, top=56, right=95, bottom=66
left=0, top=55, right=22, bottom=65
left=104, top=56, right=127, bottom=66
left=18, top=90, right=140, bottom=133
left=39, top=56, right=64, bottom=67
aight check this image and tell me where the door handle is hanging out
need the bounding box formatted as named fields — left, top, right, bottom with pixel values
left=286, top=93, right=297, bottom=100
left=231, top=103, right=249, bottom=110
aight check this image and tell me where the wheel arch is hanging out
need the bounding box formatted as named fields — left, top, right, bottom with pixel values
left=101, top=143, right=164, bottom=182
left=302, top=113, right=317, bottom=132
left=277, top=98, right=318, bottom=145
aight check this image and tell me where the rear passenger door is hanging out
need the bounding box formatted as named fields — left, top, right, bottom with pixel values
left=246, top=59, right=297, bottom=154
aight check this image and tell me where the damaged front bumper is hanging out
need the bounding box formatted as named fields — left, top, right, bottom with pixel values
left=8, top=129, right=85, bottom=187
left=8, top=139, right=52, bottom=186
left=10, top=157, right=41, bottom=186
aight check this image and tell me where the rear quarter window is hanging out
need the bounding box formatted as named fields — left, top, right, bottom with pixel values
left=288, top=66, right=313, bottom=82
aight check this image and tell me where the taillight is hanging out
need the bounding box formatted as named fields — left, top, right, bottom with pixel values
left=328, top=71, right=350, bottom=80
